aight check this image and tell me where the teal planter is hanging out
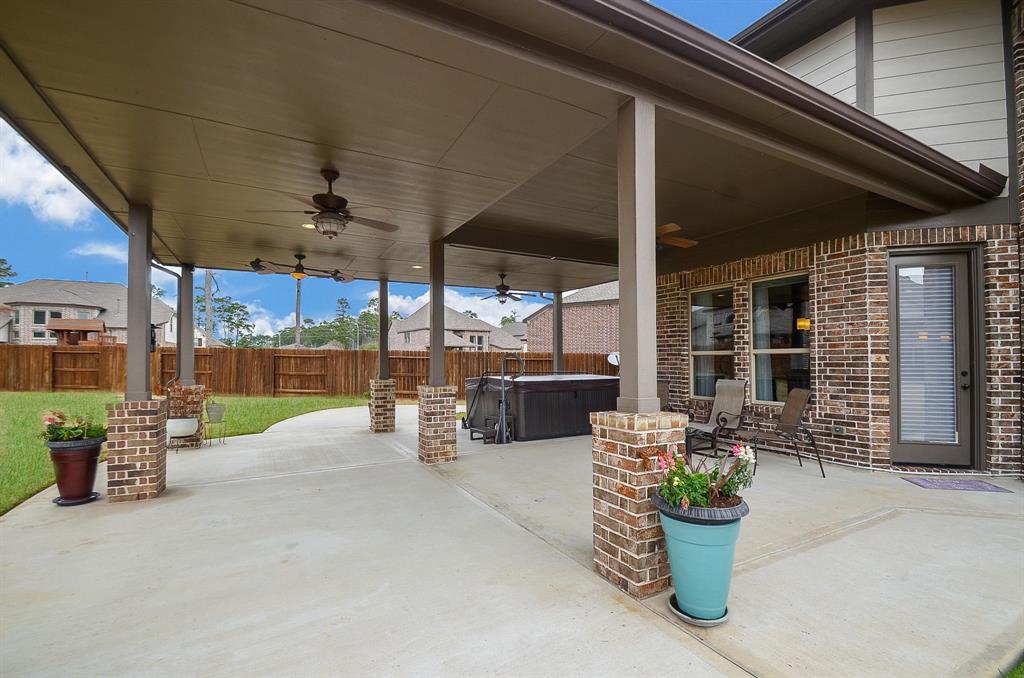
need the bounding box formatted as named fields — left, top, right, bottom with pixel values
left=653, top=493, right=749, bottom=625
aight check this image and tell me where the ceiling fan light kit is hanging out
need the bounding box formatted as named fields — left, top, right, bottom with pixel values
left=290, top=254, right=309, bottom=280
left=312, top=210, right=346, bottom=239
left=249, top=254, right=350, bottom=284
left=481, top=273, right=537, bottom=304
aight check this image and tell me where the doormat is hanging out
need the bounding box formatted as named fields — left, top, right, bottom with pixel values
left=902, top=477, right=1012, bottom=493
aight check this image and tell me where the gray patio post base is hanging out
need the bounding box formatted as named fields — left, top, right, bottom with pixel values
left=417, top=385, right=456, bottom=464
left=591, top=410, right=688, bottom=599
left=369, top=379, right=396, bottom=433
left=105, top=399, right=168, bottom=502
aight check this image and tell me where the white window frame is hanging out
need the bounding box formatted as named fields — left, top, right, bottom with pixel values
left=749, top=271, right=812, bottom=405
left=689, top=284, right=735, bottom=401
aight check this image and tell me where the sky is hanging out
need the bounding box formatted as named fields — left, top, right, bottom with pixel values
left=0, top=0, right=783, bottom=338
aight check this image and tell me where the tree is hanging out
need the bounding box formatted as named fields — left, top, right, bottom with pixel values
left=0, top=258, right=15, bottom=287
left=194, top=292, right=253, bottom=345
left=500, top=310, right=519, bottom=326
left=462, top=309, right=478, bottom=318
left=151, top=285, right=165, bottom=299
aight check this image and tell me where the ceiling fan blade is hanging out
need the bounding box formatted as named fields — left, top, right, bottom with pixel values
left=507, top=294, right=522, bottom=301
left=345, top=206, right=394, bottom=221
left=657, top=222, right=683, bottom=236
left=480, top=294, right=499, bottom=300
left=659, top=235, right=699, bottom=248
left=508, top=291, right=536, bottom=297
left=349, top=216, right=399, bottom=233
left=591, top=235, right=616, bottom=240
left=246, top=209, right=315, bottom=214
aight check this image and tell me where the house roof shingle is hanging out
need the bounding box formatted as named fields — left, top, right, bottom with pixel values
left=0, top=279, right=174, bottom=327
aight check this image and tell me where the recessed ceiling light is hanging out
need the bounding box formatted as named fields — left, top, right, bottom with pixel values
left=301, top=222, right=316, bottom=230
left=411, top=265, right=424, bottom=269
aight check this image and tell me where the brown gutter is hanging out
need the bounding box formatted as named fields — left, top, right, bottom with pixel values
left=552, top=0, right=1007, bottom=202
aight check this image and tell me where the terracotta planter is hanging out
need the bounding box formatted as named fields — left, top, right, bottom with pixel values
left=46, top=437, right=105, bottom=506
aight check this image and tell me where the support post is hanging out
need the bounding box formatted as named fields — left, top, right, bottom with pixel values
left=428, top=240, right=445, bottom=386
left=126, top=204, right=153, bottom=401
left=369, top=276, right=397, bottom=433
left=176, top=264, right=195, bottom=386
left=552, top=290, right=564, bottom=372
left=378, top=277, right=390, bottom=379
left=615, top=97, right=660, bottom=413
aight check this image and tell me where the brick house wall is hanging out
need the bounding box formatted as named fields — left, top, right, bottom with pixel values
left=527, top=302, right=619, bottom=353
left=5, top=304, right=169, bottom=346
left=656, top=224, right=1021, bottom=474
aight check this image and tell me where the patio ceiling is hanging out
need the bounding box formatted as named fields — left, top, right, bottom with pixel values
left=0, top=0, right=1005, bottom=291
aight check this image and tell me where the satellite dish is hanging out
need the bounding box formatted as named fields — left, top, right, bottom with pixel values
left=607, top=352, right=620, bottom=367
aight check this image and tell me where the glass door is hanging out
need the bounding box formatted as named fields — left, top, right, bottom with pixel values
left=889, top=253, right=973, bottom=466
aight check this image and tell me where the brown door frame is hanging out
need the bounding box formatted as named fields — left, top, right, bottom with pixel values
left=887, top=244, right=986, bottom=469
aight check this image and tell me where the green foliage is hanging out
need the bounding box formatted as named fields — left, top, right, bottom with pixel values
left=194, top=292, right=254, bottom=345
left=39, top=411, right=107, bottom=442
left=500, top=310, right=519, bottom=326
left=151, top=284, right=165, bottom=298
left=656, top=444, right=756, bottom=509
left=463, top=309, right=478, bottom=318
left=0, top=257, right=15, bottom=287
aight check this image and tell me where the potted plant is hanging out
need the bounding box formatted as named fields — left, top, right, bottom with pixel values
left=652, top=443, right=756, bottom=626
left=41, top=411, right=107, bottom=506
left=206, top=395, right=225, bottom=424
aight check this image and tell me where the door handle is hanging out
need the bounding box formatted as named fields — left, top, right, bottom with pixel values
left=960, top=382, right=970, bottom=391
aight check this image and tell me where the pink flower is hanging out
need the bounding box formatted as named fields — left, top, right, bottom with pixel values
left=42, top=416, right=56, bottom=425
left=731, top=443, right=743, bottom=456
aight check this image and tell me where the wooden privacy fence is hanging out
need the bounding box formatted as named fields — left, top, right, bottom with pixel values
left=0, top=345, right=617, bottom=399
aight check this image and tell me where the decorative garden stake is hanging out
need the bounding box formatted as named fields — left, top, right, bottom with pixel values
left=40, top=411, right=107, bottom=506
left=652, top=443, right=755, bottom=626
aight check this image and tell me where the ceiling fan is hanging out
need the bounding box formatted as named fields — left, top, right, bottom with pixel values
left=257, top=168, right=400, bottom=239
left=249, top=254, right=352, bottom=283
left=481, top=273, right=537, bottom=304
left=593, top=222, right=699, bottom=249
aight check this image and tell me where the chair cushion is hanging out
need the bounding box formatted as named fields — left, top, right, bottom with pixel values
left=687, top=421, right=716, bottom=434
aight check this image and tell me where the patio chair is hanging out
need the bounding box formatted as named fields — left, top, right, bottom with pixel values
left=739, top=387, right=825, bottom=478
left=686, top=379, right=747, bottom=458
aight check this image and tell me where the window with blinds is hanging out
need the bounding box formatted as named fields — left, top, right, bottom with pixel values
left=896, top=266, right=957, bottom=444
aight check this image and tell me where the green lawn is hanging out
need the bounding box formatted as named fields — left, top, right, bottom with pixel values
left=0, top=391, right=366, bottom=515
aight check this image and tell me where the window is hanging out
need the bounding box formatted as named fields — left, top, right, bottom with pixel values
left=690, top=287, right=735, bottom=398
left=49, top=310, right=62, bottom=319
left=13, top=310, right=19, bottom=324
left=404, top=332, right=410, bottom=344
left=33, top=310, right=46, bottom=325
left=751, top=274, right=811, bottom=403
left=76, top=310, right=91, bottom=319
left=32, top=330, right=45, bottom=338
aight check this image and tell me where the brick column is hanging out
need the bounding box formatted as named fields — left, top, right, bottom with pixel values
left=417, top=384, right=456, bottom=464
left=591, top=410, right=688, bottom=599
left=105, top=399, right=168, bottom=502
left=369, top=378, right=396, bottom=433
left=167, top=383, right=206, bottom=449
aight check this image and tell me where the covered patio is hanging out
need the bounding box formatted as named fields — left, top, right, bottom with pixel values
left=2, top=405, right=1021, bottom=676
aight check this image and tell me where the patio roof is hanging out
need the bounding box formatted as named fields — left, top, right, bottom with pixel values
left=0, top=0, right=1004, bottom=292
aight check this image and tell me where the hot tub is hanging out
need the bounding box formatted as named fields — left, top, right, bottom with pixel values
left=465, top=374, right=619, bottom=441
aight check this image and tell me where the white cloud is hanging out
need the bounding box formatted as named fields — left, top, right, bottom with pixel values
left=0, top=119, right=95, bottom=226
left=69, top=241, right=128, bottom=263
left=370, top=287, right=546, bottom=326
left=247, top=302, right=295, bottom=336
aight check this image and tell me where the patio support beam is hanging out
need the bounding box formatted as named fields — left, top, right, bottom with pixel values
left=378, top=276, right=390, bottom=379
left=126, top=203, right=153, bottom=401
left=176, top=264, right=195, bottom=386
left=552, top=291, right=564, bottom=372
left=428, top=239, right=445, bottom=386
left=615, top=97, right=660, bottom=413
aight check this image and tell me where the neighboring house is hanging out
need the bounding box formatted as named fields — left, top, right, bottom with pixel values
left=526, top=281, right=619, bottom=353
left=0, top=280, right=175, bottom=346
left=389, top=304, right=523, bottom=352
left=164, top=319, right=223, bottom=348
left=501, top=321, right=528, bottom=350
left=0, top=304, right=12, bottom=343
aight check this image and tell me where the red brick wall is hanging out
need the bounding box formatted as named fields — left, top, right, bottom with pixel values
left=656, top=225, right=1021, bottom=474
left=527, top=302, right=619, bottom=353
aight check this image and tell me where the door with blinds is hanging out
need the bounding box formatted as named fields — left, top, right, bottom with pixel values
left=889, top=252, right=973, bottom=466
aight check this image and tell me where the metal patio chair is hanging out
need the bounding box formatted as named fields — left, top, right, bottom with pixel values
left=686, top=378, right=747, bottom=458
left=739, top=387, right=825, bottom=478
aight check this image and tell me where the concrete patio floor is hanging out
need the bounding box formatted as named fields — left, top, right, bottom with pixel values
left=1, top=405, right=1021, bottom=677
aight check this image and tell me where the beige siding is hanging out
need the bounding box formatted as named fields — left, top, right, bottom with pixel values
left=775, top=19, right=857, bottom=105
left=873, top=0, right=1008, bottom=182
